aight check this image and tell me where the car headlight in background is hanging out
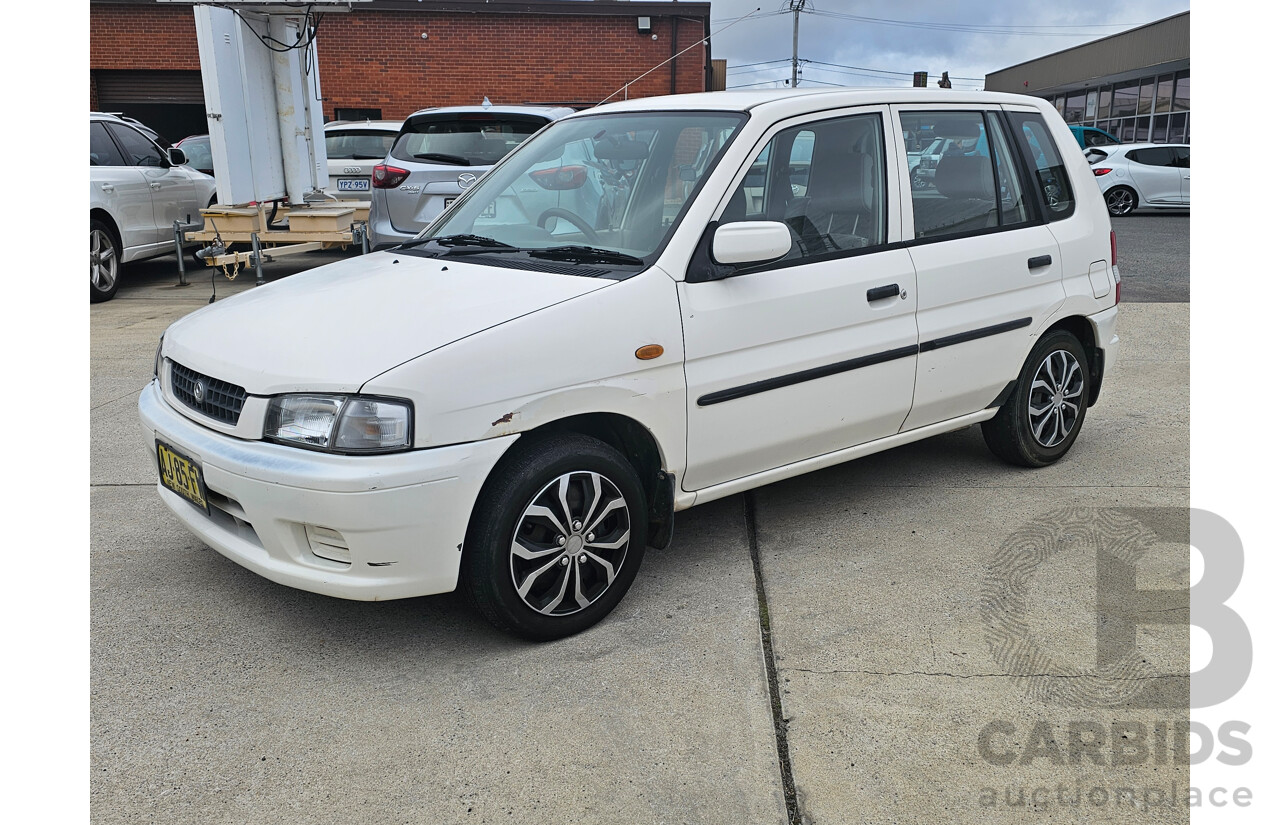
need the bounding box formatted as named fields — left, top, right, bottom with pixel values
left=265, top=395, right=413, bottom=453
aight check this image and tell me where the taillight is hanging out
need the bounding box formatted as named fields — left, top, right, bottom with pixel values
left=372, top=164, right=410, bottom=189
left=1092, top=167, right=1112, bottom=176
left=530, top=165, right=588, bottom=191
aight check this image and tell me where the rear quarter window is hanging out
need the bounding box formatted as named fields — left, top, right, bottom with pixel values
left=1007, top=112, right=1075, bottom=221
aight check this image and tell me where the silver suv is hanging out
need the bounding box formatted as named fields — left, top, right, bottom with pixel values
left=367, top=104, right=573, bottom=248
left=90, top=113, right=216, bottom=302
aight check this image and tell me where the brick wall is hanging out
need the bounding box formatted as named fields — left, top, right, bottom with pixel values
left=89, top=4, right=708, bottom=118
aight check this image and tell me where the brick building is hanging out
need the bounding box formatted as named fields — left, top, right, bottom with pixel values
left=90, top=0, right=713, bottom=143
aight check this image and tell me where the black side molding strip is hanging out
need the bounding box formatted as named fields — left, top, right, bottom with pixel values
left=697, top=344, right=919, bottom=407
left=919, top=317, right=1032, bottom=353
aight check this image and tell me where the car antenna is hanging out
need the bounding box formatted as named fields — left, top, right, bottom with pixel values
left=598, top=7, right=763, bottom=106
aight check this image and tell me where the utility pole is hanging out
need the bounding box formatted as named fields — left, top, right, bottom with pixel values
left=790, top=0, right=807, bottom=87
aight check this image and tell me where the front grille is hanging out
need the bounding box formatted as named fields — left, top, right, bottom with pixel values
left=171, top=361, right=247, bottom=425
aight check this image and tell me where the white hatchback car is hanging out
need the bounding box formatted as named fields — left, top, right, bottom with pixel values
left=140, top=89, right=1120, bottom=640
left=1086, top=142, right=1190, bottom=216
left=91, top=113, right=217, bottom=302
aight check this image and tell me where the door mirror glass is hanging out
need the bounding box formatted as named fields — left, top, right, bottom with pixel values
left=712, top=221, right=793, bottom=266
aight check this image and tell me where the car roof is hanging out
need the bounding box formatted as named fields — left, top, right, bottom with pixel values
left=579, top=88, right=1051, bottom=119
left=324, top=120, right=403, bottom=131
left=404, top=104, right=575, bottom=120
left=1104, top=142, right=1190, bottom=150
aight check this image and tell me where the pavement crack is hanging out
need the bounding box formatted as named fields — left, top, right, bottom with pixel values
left=745, top=491, right=802, bottom=825
left=783, top=667, right=1186, bottom=681
left=91, top=389, right=144, bottom=411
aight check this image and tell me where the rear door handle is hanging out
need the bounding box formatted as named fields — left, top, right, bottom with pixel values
left=867, top=283, right=900, bottom=302
left=1028, top=255, right=1052, bottom=269
left=100, top=184, right=114, bottom=192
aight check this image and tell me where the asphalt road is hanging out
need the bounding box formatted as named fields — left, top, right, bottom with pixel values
left=1110, top=211, right=1190, bottom=302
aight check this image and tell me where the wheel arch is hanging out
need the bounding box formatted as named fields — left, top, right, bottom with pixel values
left=1043, top=315, right=1104, bottom=407
left=495, top=412, right=674, bottom=550
left=90, top=208, right=121, bottom=248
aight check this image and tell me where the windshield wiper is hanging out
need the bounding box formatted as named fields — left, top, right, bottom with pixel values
left=528, top=245, right=645, bottom=266
left=412, top=152, right=471, bottom=166
left=397, top=234, right=516, bottom=251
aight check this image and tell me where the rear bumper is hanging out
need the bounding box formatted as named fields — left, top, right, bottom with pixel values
left=1087, top=302, right=1120, bottom=405
left=138, top=380, right=517, bottom=600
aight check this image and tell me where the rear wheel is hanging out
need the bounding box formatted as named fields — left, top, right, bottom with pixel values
left=90, top=219, right=121, bottom=303
left=461, top=434, right=647, bottom=641
left=1105, top=186, right=1137, bottom=217
left=982, top=331, right=1091, bottom=467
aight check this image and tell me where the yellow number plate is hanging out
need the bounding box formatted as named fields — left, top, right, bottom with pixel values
left=156, top=440, right=209, bottom=514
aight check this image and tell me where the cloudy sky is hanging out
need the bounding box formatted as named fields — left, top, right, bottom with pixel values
left=701, top=0, right=1191, bottom=91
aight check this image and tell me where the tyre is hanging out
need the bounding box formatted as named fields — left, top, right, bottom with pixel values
left=1104, top=186, right=1137, bottom=217
left=461, top=433, right=648, bottom=641
left=90, top=219, right=121, bottom=303
left=982, top=330, right=1091, bottom=468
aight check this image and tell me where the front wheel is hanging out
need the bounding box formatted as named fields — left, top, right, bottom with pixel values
left=461, top=434, right=647, bottom=641
left=982, top=331, right=1091, bottom=467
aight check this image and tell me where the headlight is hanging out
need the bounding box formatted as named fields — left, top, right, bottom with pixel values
left=265, top=394, right=413, bottom=453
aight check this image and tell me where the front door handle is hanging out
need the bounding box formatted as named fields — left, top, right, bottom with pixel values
left=1028, top=255, right=1052, bottom=270
left=149, top=182, right=162, bottom=190
left=100, top=184, right=114, bottom=192
left=867, top=283, right=900, bottom=302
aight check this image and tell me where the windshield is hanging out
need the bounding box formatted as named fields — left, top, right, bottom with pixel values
left=416, top=111, right=746, bottom=265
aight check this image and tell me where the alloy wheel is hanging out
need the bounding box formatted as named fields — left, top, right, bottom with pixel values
left=1107, top=188, right=1135, bottom=216
left=1028, top=349, right=1084, bottom=448
left=91, top=228, right=118, bottom=293
left=509, top=471, right=631, bottom=616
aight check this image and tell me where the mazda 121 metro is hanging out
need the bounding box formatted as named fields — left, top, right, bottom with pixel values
left=140, top=89, right=1121, bottom=640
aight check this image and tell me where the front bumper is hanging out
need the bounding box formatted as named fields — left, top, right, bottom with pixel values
left=138, top=381, right=517, bottom=600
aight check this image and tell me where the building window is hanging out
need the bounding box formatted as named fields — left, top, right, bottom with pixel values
left=1137, top=79, right=1154, bottom=116
left=1113, top=83, right=1139, bottom=118
left=1097, top=87, right=1112, bottom=120
left=1173, top=73, right=1190, bottom=112
left=1064, top=92, right=1086, bottom=123
left=1152, top=114, right=1169, bottom=143
left=1155, top=75, right=1174, bottom=113
left=334, top=107, right=383, bottom=122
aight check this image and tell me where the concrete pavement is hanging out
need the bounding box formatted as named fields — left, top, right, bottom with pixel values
left=92, top=249, right=1189, bottom=824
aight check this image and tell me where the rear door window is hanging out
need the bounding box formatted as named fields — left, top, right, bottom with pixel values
left=899, top=110, right=1029, bottom=239
left=390, top=115, right=547, bottom=166
left=1127, top=147, right=1176, bottom=167
left=90, top=122, right=127, bottom=167
left=1006, top=111, right=1075, bottom=220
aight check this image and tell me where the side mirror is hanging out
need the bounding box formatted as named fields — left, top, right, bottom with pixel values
left=167, top=147, right=188, bottom=167
left=711, top=221, right=792, bottom=266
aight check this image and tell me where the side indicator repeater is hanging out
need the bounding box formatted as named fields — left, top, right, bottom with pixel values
left=635, top=344, right=664, bottom=361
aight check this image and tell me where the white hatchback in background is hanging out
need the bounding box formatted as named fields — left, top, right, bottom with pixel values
left=90, top=113, right=217, bottom=302
left=141, top=89, right=1120, bottom=640
left=366, top=104, right=573, bottom=248
left=322, top=120, right=403, bottom=200
left=1086, top=142, right=1190, bottom=216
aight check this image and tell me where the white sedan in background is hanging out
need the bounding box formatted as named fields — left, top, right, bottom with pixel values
left=1086, top=143, right=1189, bottom=216
left=323, top=120, right=403, bottom=200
